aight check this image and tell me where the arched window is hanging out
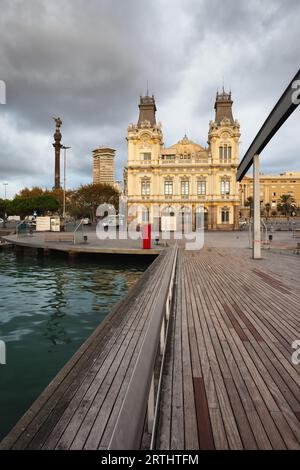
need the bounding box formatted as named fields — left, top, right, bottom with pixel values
left=219, top=145, right=232, bottom=163
left=181, top=179, right=190, bottom=196
left=197, top=178, right=206, bottom=195
left=141, top=177, right=151, bottom=195
left=142, top=207, right=149, bottom=223
left=221, top=207, right=230, bottom=224
left=164, top=179, right=173, bottom=196
left=220, top=176, right=230, bottom=195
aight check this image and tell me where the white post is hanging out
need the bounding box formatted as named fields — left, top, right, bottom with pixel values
left=63, top=147, right=66, bottom=219
left=253, top=154, right=261, bottom=259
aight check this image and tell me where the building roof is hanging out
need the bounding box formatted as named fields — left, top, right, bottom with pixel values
left=93, top=147, right=116, bottom=154
left=214, top=89, right=234, bottom=124
left=137, top=94, right=157, bottom=127
left=241, top=172, right=300, bottom=181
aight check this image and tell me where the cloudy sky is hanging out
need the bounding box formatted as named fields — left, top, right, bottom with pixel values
left=0, top=0, right=299, bottom=198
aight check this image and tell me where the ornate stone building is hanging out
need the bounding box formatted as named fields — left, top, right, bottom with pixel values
left=124, top=91, right=241, bottom=230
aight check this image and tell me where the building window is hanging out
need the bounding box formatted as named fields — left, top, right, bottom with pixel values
left=181, top=180, right=189, bottom=195
left=141, top=152, right=151, bottom=161
left=228, top=146, right=232, bottom=161
left=219, top=145, right=232, bottom=163
left=220, top=177, right=230, bottom=195
left=141, top=179, right=150, bottom=195
left=142, top=208, right=149, bottom=223
left=219, top=146, right=223, bottom=161
left=164, top=180, right=173, bottom=195
left=197, top=180, right=206, bottom=195
left=221, top=207, right=230, bottom=224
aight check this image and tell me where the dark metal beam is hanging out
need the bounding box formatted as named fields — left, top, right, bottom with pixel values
left=237, top=69, right=300, bottom=181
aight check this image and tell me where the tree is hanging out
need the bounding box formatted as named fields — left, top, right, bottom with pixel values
left=244, top=196, right=253, bottom=207
left=19, top=187, right=44, bottom=197
left=277, top=194, right=296, bottom=216
left=7, top=194, right=59, bottom=218
left=71, top=183, right=119, bottom=221
left=265, top=203, right=271, bottom=219
left=244, top=196, right=253, bottom=217
left=0, top=198, right=7, bottom=219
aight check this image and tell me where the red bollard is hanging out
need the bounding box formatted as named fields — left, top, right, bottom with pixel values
left=142, top=224, right=151, bottom=249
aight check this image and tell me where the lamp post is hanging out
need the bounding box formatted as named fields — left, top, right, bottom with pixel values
left=61, top=146, right=71, bottom=218
left=3, top=182, right=8, bottom=199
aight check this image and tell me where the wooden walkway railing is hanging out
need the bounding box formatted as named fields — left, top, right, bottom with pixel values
left=108, top=245, right=177, bottom=449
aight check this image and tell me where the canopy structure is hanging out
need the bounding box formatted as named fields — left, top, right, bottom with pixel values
left=237, top=69, right=300, bottom=259
left=237, top=68, right=300, bottom=182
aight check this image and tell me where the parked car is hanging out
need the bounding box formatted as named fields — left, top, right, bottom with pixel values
left=0, top=218, right=4, bottom=224
left=82, top=218, right=91, bottom=225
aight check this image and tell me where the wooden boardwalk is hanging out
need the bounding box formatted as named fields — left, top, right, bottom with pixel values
left=0, top=249, right=171, bottom=450
left=156, top=247, right=300, bottom=450
left=1, top=244, right=300, bottom=450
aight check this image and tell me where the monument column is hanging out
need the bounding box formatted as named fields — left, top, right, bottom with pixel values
left=53, top=117, right=62, bottom=189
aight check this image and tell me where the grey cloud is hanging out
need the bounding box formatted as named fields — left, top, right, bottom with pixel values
left=0, top=0, right=299, bottom=196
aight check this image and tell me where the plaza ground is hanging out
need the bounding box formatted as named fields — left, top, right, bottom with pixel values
left=1, top=229, right=300, bottom=256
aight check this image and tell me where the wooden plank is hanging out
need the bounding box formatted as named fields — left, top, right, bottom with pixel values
left=181, top=254, right=199, bottom=450
left=193, top=377, right=215, bottom=449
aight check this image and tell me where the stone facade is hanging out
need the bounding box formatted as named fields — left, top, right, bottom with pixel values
left=124, top=91, right=241, bottom=230
left=240, top=172, right=300, bottom=209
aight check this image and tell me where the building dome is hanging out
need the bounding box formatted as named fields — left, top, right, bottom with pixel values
left=163, top=134, right=206, bottom=156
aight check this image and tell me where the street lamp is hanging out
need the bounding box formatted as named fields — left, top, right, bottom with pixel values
left=61, top=146, right=71, bottom=218
left=3, top=182, right=8, bottom=199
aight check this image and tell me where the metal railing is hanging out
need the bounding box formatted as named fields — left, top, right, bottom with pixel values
left=73, top=219, right=86, bottom=245
left=16, top=219, right=29, bottom=237
left=108, top=245, right=178, bottom=450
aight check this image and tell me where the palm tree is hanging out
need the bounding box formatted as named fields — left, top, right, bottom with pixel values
left=277, top=194, right=295, bottom=216
left=244, top=196, right=253, bottom=218
left=244, top=196, right=253, bottom=208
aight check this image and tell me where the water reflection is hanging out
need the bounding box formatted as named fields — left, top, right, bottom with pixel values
left=0, top=250, right=149, bottom=440
left=42, top=269, right=69, bottom=348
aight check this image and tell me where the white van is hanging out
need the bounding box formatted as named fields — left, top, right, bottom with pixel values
left=7, top=215, right=21, bottom=222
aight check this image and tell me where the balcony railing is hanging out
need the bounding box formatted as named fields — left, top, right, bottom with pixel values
left=127, top=194, right=239, bottom=203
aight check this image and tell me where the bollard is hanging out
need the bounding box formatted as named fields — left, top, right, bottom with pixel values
left=142, top=224, right=151, bottom=250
